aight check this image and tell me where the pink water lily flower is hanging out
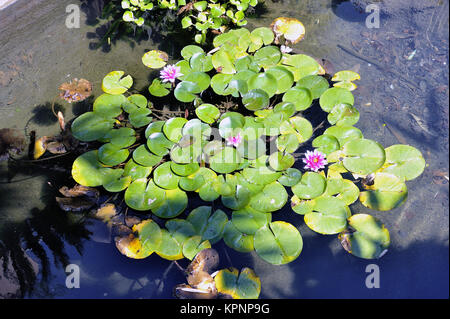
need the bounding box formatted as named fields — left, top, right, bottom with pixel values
left=303, top=149, right=327, bottom=172
left=160, top=64, right=183, bottom=83
left=226, top=133, right=242, bottom=147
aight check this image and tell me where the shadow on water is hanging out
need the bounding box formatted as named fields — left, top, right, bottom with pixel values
left=0, top=155, right=92, bottom=298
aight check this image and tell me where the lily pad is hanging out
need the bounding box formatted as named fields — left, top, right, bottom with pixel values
left=319, top=87, right=354, bottom=112
left=163, top=117, right=188, bottom=142
left=339, top=214, right=390, bottom=259
left=359, top=172, right=408, bottom=211
left=249, top=181, right=288, bottom=212
left=341, top=139, right=386, bottom=175
left=214, top=267, right=261, bottom=299
left=72, top=150, right=113, bottom=187
left=98, top=143, right=129, bottom=166
left=278, top=168, right=302, bottom=186
left=380, top=145, right=426, bottom=181
left=223, top=221, right=254, bottom=253
left=93, top=93, right=127, bottom=117
left=209, top=147, right=242, bottom=174
left=148, top=79, right=171, bottom=97
left=129, top=108, right=152, bottom=128
left=147, top=132, right=174, bottom=156
left=296, top=75, right=329, bottom=99
left=182, top=236, right=211, bottom=260
left=133, top=145, right=163, bottom=167
left=232, top=206, right=271, bottom=235
left=102, top=71, right=133, bottom=95
left=71, top=112, right=115, bottom=142
left=304, top=196, right=351, bottom=234
left=123, top=159, right=153, bottom=181
left=142, top=50, right=168, bottom=69
left=292, top=172, right=327, bottom=199
left=282, top=87, right=313, bottom=111
left=254, top=221, right=303, bottom=265
left=242, top=89, right=270, bottom=111
left=312, top=134, right=340, bottom=155
left=152, top=187, right=188, bottom=218
left=153, top=162, right=181, bottom=190
left=195, top=103, right=221, bottom=124
left=328, top=103, right=360, bottom=126
left=124, top=178, right=166, bottom=211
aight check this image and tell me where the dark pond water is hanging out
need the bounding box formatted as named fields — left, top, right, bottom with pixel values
left=0, top=0, right=448, bottom=298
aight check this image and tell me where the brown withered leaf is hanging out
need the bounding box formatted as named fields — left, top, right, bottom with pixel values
left=0, top=128, right=26, bottom=160
left=55, top=197, right=96, bottom=212
left=59, top=184, right=100, bottom=198
left=94, top=203, right=118, bottom=222
left=46, top=141, right=67, bottom=154
left=58, top=78, right=92, bottom=103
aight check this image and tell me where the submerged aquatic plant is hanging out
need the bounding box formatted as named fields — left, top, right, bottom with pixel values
left=66, top=20, right=426, bottom=298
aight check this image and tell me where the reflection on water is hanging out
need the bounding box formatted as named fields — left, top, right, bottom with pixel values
left=0, top=0, right=448, bottom=298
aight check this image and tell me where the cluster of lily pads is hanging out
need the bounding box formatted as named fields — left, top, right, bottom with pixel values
left=68, top=21, right=426, bottom=298
left=120, top=0, right=259, bottom=43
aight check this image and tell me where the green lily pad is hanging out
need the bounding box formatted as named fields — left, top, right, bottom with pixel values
left=129, top=108, right=152, bottom=128
left=380, top=145, right=426, bottom=181
left=242, top=89, right=270, bottom=111
left=93, top=93, right=127, bottom=117
left=133, top=145, right=163, bottom=167
left=236, top=137, right=266, bottom=160
left=182, top=236, right=211, bottom=260
left=253, top=46, right=281, bottom=69
left=232, top=206, right=271, bottom=235
left=328, top=103, right=360, bottom=126
left=147, top=132, right=174, bottom=156
left=341, top=139, right=386, bottom=175
left=280, top=116, right=313, bottom=143
left=152, top=187, right=188, bottom=218
left=190, top=52, right=214, bottom=72
left=274, top=102, right=296, bottom=118
left=72, top=150, right=113, bottom=187
left=214, top=267, right=261, bottom=299
left=249, top=181, right=288, bottom=212
left=209, top=147, right=242, bottom=174
left=323, top=125, right=363, bottom=146
left=186, top=206, right=228, bottom=244
left=155, top=229, right=184, bottom=260
left=123, top=159, right=153, bottom=181
left=254, top=221, right=303, bottom=265
left=278, top=168, right=302, bottom=186
left=282, top=87, right=313, bottom=111
left=124, top=178, right=166, bottom=211
left=266, top=66, right=295, bottom=94
left=251, top=27, right=274, bottom=45
left=71, top=112, right=115, bottom=142
left=281, top=54, right=320, bottom=81
left=183, top=72, right=211, bottom=92
left=133, top=219, right=163, bottom=257
left=319, top=87, right=354, bottom=112
left=142, top=50, right=168, bottom=69
left=163, top=117, right=188, bottom=143
left=145, top=121, right=165, bottom=138
left=268, top=152, right=294, bottom=171
left=212, top=50, right=236, bottom=74
left=148, top=79, right=171, bottom=97
left=223, top=221, right=254, bottom=253
left=292, top=172, right=327, bottom=199
left=312, top=134, right=340, bottom=155
left=181, top=45, right=205, bottom=60
left=304, top=196, right=351, bottom=234
left=218, top=112, right=245, bottom=138
left=102, top=71, right=133, bottom=95
left=359, top=172, right=408, bottom=211
left=153, top=162, right=181, bottom=190
left=247, top=72, right=278, bottom=97
left=276, top=133, right=300, bottom=153
left=174, top=81, right=200, bottom=103
left=339, top=214, right=390, bottom=259
left=98, top=143, right=129, bottom=166
left=195, top=103, right=221, bottom=124
left=296, top=75, right=329, bottom=99
left=104, top=127, right=136, bottom=148
left=170, top=161, right=199, bottom=177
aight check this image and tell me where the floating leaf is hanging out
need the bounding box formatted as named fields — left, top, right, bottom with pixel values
left=133, top=145, right=163, bottom=167
left=328, top=103, right=360, bottom=126
left=210, top=147, right=242, bottom=174
left=271, top=17, right=305, bottom=44
left=72, top=151, right=114, bottom=187
left=341, top=139, right=386, bottom=175
left=380, top=145, right=426, bottom=181
left=254, top=221, right=303, bottom=265
left=124, top=178, right=166, bottom=211
left=359, top=172, right=408, bottom=211
left=304, top=196, right=351, bottom=234
left=223, top=221, right=254, bottom=253
left=242, top=89, right=270, bottom=111
left=148, top=79, right=171, bottom=97
left=142, top=50, right=168, bottom=69
left=292, top=172, right=326, bottom=199
left=253, top=46, right=282, bottom=69
left=183, top=236, right=211, bottom=260
left=98, top=143, right=129, bottom=166
left=282, top=87, right=313, bottom=111
left=93, top=93, right=127, bottom=117
left=339, top=214, right=390, bottom=259
left=129, top=108, right=152, bottom=128
left=249, top=181, right=288, bottom=212
left=123, top=159, right=152, bottom=181
left=195, top=103, right=221, bottom=124
left=102, top=71, right=133, bottom=95
left=152, top=187, right=188, bottom=218
left=163, top=117, right=188, bottom=142
left=147, top=132, right=175, bottom=156
left=278, top=168, right=302, bottom=186
left=232, top=206, right=271, bottom=235
left=319, top=87, right=354, bottom=112
left=214, top=267, right=261, bottom=299
left=323, top=125, right=363, bottom=146
left=296, top=75, right=329, bottom=99
left=155, top=229, right=184, bottom=260
left=71, top=112, right=115, bottom=142
left=247, top=72, right=278, bottom=97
